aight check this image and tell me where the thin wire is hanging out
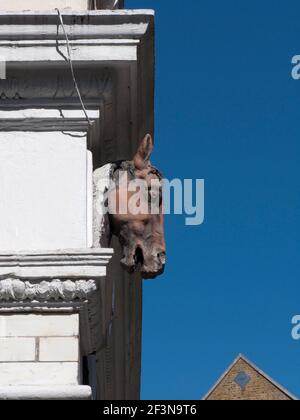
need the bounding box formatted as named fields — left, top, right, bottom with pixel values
left=56, top=8, right=92, bottom=127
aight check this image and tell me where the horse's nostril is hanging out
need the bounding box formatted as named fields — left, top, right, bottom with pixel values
left=157, top=252, right=166, bottom=264
left=134, top=247, right=144, bottom=266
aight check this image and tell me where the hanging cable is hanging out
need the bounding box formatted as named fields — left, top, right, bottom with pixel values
left=56, top=8, right=92, bottom=127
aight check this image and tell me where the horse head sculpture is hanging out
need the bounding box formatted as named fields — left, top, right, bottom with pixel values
left=93, top=134, right=166, bottom=279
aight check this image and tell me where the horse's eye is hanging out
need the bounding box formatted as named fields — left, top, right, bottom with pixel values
left=148, top=187, right=162, bottom=204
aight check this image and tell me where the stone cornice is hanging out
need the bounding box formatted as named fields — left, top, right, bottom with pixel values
left=0, top=10, right=154, bottom=41
left=0, top=249, right=113, bottom=355
left=0, top=249, right=113, bottom=279
left=0, top=278, right=97, bottom=302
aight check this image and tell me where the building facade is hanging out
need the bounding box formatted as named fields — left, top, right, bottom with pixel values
left=0, top=0, right=155, bottom=400
left=204, top=355, right=296, bottom=401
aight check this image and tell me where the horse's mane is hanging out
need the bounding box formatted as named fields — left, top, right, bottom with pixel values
left=110, top=160, right=163, bottom=183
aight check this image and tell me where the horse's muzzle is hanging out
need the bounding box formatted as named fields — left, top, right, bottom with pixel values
left=121, top=247, right=166, bottom=280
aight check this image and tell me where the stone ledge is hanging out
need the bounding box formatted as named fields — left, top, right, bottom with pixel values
left=0, top=10, right=154, bottom=46
left=0, top=9, right=154, bottom=17
left=0, top=248, right=113, bottom=279
left=39, top=337, right=79, bottom=362
left=0, top=362, right=79, bottom=386
left=0, top=385, right=91, bottom=400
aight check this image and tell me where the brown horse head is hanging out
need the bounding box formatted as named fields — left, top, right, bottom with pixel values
left=108, top=134, right=166, bottom=279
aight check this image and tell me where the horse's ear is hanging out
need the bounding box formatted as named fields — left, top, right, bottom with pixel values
left=133, top=134, right=154, bottom=169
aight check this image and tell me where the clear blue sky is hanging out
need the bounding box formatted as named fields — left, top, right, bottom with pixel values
left=127, top=0, right=300, bottom=400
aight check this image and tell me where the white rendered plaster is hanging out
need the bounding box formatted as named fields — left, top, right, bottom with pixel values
left=0, top=7, right=154, bottom=399
left=0, top=109, right=99, bottom=120
left=0, top=131, right=88, bottom=251
left=0, top=44, right=138, bottom=62
left=0, top=362, right=79, bottom=386
left=0, top=314, right=79, bottom=337
left=0, top=249, right=113, bottom=279
left=0, top=338, right=36, bottom=362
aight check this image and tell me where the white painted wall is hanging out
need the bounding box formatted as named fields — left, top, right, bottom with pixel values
left=0, top=314, right=80, bottom=386
left=0, top=1, right=89, bottom=10
left=0, top=131, right=88, bottom=251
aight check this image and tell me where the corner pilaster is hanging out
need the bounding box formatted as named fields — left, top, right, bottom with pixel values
left=0, top=249, right=113, bottom=400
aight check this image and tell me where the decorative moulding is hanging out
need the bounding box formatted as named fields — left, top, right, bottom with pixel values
left=0, top=278, right=97, bottom=302
left=0, top=249, right=113, bottom=355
